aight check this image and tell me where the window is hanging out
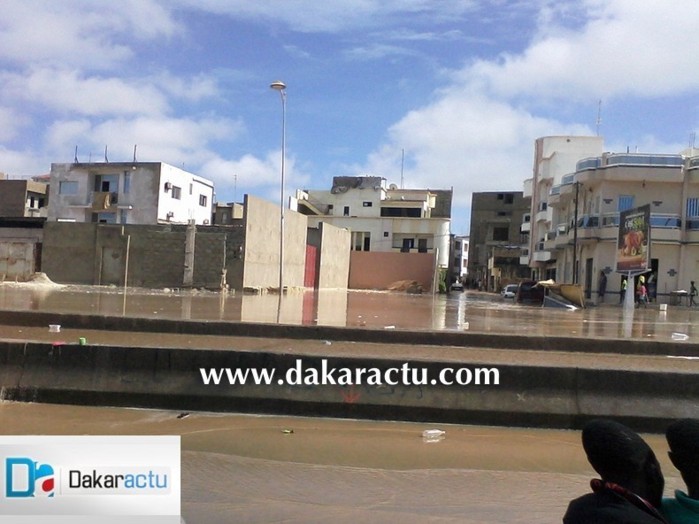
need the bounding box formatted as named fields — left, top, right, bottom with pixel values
left=383, top=231, right=389, bottom=237
left=380, top=207, right=421, bottom=218
left=120, top=210, right=128, bottom=224
left=504, top=194, right=514, bottom=204
left=171, top=186, right=182, bottom=200
left=343, top=206, right=350, bottom=216
left=123, top=172, right=131, bottom=194
left=94, top=174, right=118, bottom=192
left=92, top=212, right=116, bottom=224
left=401, top=238, right=414, bottom=252
left=199, top=194, right=208, bottom=207
left=59, top=181, right=78, bottom=195
left=618, top=195, right=634, bottom=212
left=493, top=226, right=509, bottom=241
left=189, top=183, right=193, bottom=195
left=687, top=198, right=699, bottom=217
left=418, top=238, right=428, bottom=253
left=351, top=231, right=370, bottom=251
left=363, top=201, right=373, bottom=207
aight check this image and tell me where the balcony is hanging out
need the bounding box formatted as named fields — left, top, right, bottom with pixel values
left=91, top=191, right=119, bottom=211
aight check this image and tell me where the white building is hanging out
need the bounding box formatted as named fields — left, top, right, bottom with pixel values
left=48, top=162, right=214, bottom=225
left=523, top=136, right=605, bottom=280
left=546, top=150, right=699, bottom=303
left=292, top=176, right=452, bottom=267
left=453, top=235, right=469, bottom=281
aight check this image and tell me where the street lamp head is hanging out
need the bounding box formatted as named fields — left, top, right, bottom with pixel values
left=270, top=80, right=286, bottom=91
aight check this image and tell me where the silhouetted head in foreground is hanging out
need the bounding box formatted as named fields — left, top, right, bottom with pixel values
left=583, top=419, right=664, bottom=508
left=667, top=418, right=699, bottom=499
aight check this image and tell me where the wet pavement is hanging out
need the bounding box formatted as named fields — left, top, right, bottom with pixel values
left=1, top=282, right=699, bottom=342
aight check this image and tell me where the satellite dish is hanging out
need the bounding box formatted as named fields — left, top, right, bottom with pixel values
left=389, top=183, right=398, bottom=190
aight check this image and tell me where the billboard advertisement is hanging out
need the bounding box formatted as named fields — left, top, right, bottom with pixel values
left=615, top=204, right=651, bottom=273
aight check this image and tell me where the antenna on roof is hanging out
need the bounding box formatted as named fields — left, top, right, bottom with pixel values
left=690, top=132, right=696, bottom=150
left=400, top=148, right=405, bottom=189
left=595, top=100, right=602, bottom=136
left=133, top=144, right=138, bottom=163
left=104, top=145, right=109, bottom=163
left=74, top=145, right=79, bottom=164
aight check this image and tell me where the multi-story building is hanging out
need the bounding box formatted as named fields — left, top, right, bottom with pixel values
left=524, top=136, right=605, bottom=281
left=547, top=150, right=699, bottom=303
left=294, top=176, right=452, bottom=267
left=467, top=191, right=531, bottom=291
left=0, top=175, right=48, bottom=218
left=47, top=162, right=214, bottom=225
left=451, top=234, right=469, bottom=284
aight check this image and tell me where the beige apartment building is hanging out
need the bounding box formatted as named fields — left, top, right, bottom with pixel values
left=528, top=144, right=699, bottom=303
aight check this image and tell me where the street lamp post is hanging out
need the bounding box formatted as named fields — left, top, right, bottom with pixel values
left=270, top=80, right=286, bottom=293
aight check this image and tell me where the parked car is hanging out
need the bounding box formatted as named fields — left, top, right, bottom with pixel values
left=515, top=280, right=545, bottom=304
left=501, top=284, right=519, bottom=299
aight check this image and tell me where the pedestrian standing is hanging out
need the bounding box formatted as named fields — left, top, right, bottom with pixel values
left=620, top=277, right=627, bottom=304
left=598, top=271, right=607, bottom=303
left=638, top=282, right=648, bottom=308
left=691, top=281, right=698, bottom=307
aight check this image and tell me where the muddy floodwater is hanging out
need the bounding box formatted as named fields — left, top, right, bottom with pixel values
left=2, top=283, right=699, bottom=341
left=0, top=402, right=684, bottom=524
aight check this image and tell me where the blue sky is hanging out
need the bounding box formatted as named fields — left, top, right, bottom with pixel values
left=2, top=1, right=699, bottom=233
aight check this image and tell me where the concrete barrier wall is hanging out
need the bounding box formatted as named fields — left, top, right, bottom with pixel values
left=318, top=222, right=350, bottom=289
left=349, top=251, right=435, bottom=291
left=4, top=309, right=699, bottom=358
left=242, top=195, right=307, bottom=290
left=1, top=340, right=697, bottom=432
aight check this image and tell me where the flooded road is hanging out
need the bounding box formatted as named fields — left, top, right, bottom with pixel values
left=2, top=282, right=699, bottom=341
left=0, top=282, right=693, bottom=522
left=0, top=401, right=684, bottom=524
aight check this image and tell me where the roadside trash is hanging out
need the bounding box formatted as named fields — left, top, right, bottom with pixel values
left=672, top=333, right=689, bottom=341
left=49, top=324, right=61, bottom=333
left=323, top=340, right=332, bottom=345
left=422, top=429, right=446, bottom=442
left=176, top=412, right=190, bottom=419
left=282, top=429, right=294, bottom=434
left=463, top=322, right=469, bottom=330
left=78, top=337, right=87, bottom=345
left=659, top=304, right=668, bottom=311
left=384, top=325, right=396, bottom=330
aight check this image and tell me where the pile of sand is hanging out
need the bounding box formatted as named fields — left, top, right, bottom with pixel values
left=387, top=280, right=424, bottom=294
left=1, top=272, right=64, bottom=287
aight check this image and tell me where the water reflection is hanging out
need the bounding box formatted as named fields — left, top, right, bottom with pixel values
left=1, top=283, right=698, bottom=341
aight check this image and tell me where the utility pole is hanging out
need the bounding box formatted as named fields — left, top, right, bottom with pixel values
left=572, top=182, right=580, bottom=284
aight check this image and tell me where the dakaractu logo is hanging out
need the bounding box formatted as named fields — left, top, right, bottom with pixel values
left=4, top=457, right=171, bottom=498
left=5, top=457, right=55, bottom=498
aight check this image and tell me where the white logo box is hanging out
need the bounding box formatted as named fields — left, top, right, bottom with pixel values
left=0, top=435, right=181, bottom=523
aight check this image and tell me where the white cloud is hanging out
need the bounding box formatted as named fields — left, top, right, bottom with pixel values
left=45, top=116, right=244, bottom=166
left=200, top=150, right=311, bottom=200
left=170, top=0, right=481, bottom=32
left=1, top=69, right=170, bottom=117
left=362, top=91, right=592, bottom=208
left=0, top=0, right=179, bottom=69
left=0, top=106, right=29, bottom=142
left=0, top=147, right=48, bottom=177
left=459, top=0, right=699, bottom=101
